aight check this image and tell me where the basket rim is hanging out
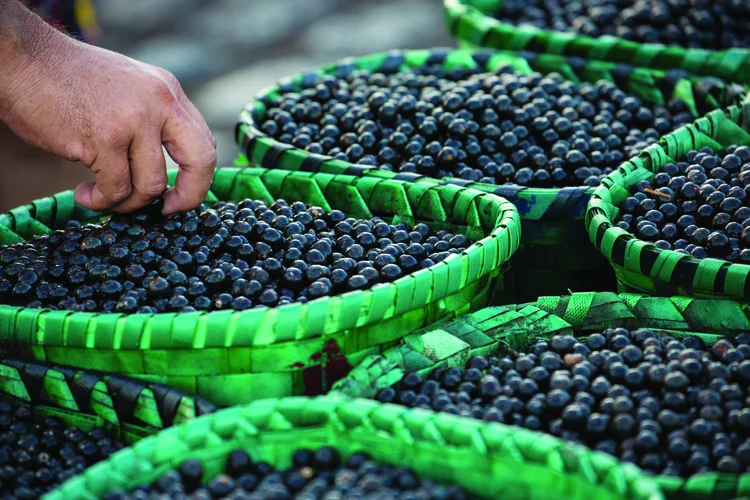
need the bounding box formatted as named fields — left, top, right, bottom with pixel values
left=0, top=358, right=215, bottom=436
left=442, top=0, right=750, bottom=67
left=0, top=167, right=520, bottom=350
left=236, top=46, right=741, bottom=202
left=47, top=396, right=665, bottom=500
left=331, top=291, right=750, bottom=494
left=584, top=105, right=750, bottom=299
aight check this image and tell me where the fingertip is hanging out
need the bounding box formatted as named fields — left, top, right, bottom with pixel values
left=73, top=182, right=95, bottom=209
left=161, top=187, right=187, bottom=215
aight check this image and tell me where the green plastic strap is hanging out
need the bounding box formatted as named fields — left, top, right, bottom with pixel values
left=46, top=396, right=665, bottom=500
left=563, top=293, right=597, bottom=326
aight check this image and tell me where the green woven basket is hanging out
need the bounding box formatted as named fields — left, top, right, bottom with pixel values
left=443, top=0, right=750, bottom=82
left=47, top=396, right=664, bottom=500
left=586, top=105, right=750, bottom=300
left=332, top=291, right=750, bottom=499
left=0, top=167, right=519, bottom=406
left=236, top=47, right=745, bottom=302
left=0, top=358, right=215, bottom=443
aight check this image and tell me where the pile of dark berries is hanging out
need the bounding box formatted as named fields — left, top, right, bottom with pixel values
left=615, top=145, right=750, bottom=262
left=377, top=328, right=750, bottom=477
left=0, top=401, right=123, bottom=498
left=258, top=65, right=693, bottom=187
left=496, top=0, right=750, bottom=50
left=105, top=447, right=469, bottom=499
left=0, top=197, right=473, bottom=313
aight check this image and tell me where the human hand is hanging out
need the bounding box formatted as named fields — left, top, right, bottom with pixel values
left=0, top=15, right=216, bottom=215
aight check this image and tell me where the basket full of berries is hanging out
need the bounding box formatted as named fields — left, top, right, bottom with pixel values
left=586, top=104, right=750, bottom=299
left=47, top=396, right=664, bottom=500
left=0, top=358, right=215, bottom=498
left=0, top=167, right=519, bottom=406
left=444, top=0, right=750, bottom=82
left=236, top=48, right=746, bottom=302
left=332, top=291, right=750, bottom=499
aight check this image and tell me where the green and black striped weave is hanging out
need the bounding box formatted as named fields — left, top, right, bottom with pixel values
left=586, top=105, right=750, bottom=300
left=444, top=0, right=750, bottom=82
left=333, top=291, right=750, bottom=499
left=0, top=358, right=215, bottom=442
left=237, top=48, right=745, bottom=224
left=236, top=47, right=745, bottom=301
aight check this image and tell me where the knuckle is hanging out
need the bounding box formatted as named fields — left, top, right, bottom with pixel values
left=141, top=180, right=168, bottom=197
left=202, top=148, right=218, bottom=169
left=106, top=185, right=132, bottom=203
left=149, top=77, right=176, bottom=104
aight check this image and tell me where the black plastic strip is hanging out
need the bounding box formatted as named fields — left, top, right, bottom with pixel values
left=545, top=188, right=575, bottom=220
left=639, top=247, right=660, bottom=276
left=379, top=52, right=405, bottom=73
left=70, top=371, right=101, bottom=413
left=714, top=265, right=729, bottom=294
left=19, top=362, right=48, bottom=403
left=610, top=64, right=634, bottom=90
left=443, top=179, right=474, bottom=187
left=104, top=374, right=146, bottom=423
left=471, top=50, right=494, bottom=68
left=671, top=258, right=699, bottom=290
left=492, top=185, right=524, bottom=201
left=149, top=383, right=184, bottom=427
left=343, top=165, right=375, bottom=176
left=194, top=397, right=216, bottom=417
left=261, top=143, right=294, bottom=169
left=611, top=235, right=628, bottom=266
left=566, top=57, right=588, bottom=74
left=51, top=365, right=90, bottom=410
left=392, top=173, right=423, bottom=182
left=516, top=51, right=539, bottom=65
left=595, top=222, right=607, bottom=249
left=524, top=36, right=547, bottom=53
left=299, top=154, right=329, bottom=172
left=425, top=48, right=451, bottom=65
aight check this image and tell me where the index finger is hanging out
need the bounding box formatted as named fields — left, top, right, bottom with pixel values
left=160, top=107, right=217, bottom=215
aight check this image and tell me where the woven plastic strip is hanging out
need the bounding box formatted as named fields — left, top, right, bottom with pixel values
left=332, top=291, right=750, bottom=499
left=46, top=396, right=664, bottom=500
left=586, top=105, right=750, bottom=300
left=444, top=0, right=750, bottom=82
left=0, top=168, right=520, bottom=406
left=236, top=48, right=747, bottom=223
left=0, top=358, right=215, bottom=443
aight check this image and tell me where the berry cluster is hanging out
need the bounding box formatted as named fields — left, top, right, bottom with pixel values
left=615, top=146, right=750, bottom=262
left=496, top=0, right=750, bottom=50
left=0, top=198, right=472, bottom=314
left=106, top=447, right=469, bottom=499
left=0, top=401, right=123, bottom=498
left=259, top=65, right=692, bottom=187
left=377, top=329, right=750, bottom=477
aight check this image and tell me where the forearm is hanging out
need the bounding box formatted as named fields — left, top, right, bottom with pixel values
left=0, top=0, right=71, bottom=117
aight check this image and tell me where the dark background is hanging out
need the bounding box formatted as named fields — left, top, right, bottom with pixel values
left=0, top=0, right=453, bottom=212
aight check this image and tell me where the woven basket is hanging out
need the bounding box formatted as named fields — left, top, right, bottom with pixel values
left=444, top=0, right=750, bottom=82
left=0, top=358, right=215, bottom=443
left=586, top=105, right=750, bottom=300
left=47, top=396, right=664, bottom=500
left=333, top=291, right=750, bottom=499
left=0, top=167, right=519, bottom=406
left=236, top=47, right=746, bottom=302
